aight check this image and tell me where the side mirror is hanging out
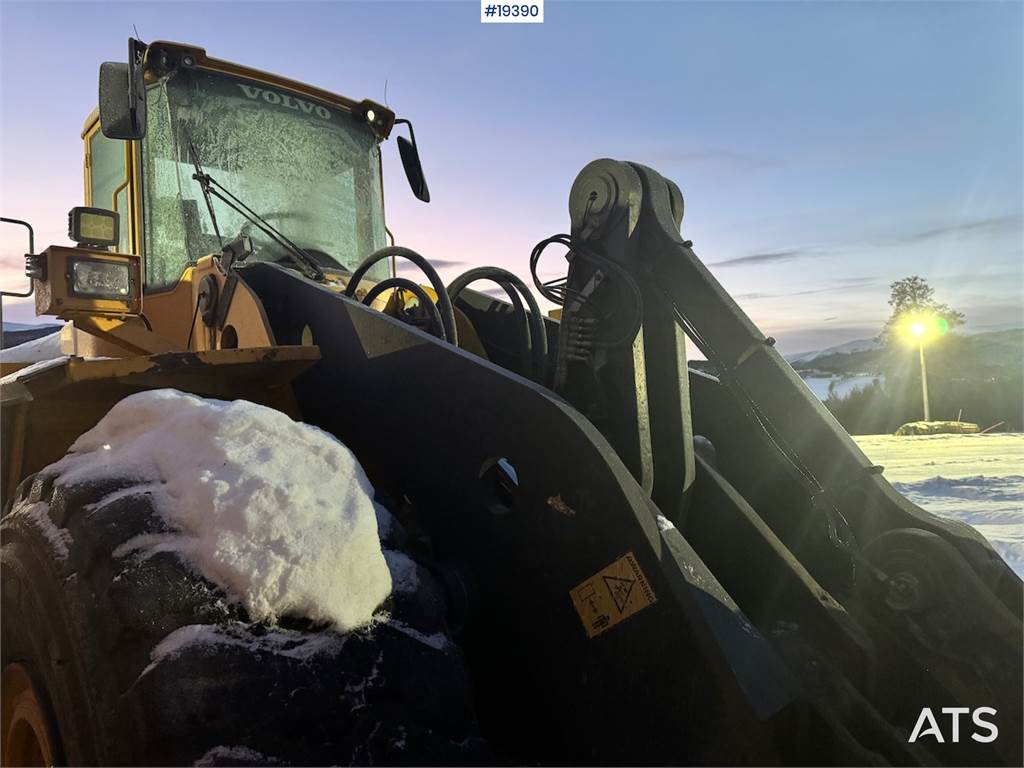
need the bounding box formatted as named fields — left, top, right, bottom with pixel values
left=0, top=217, right=37, bottom=300
left=395, top=119, right=430, bottom=203
left=99, top=38, right=147, bottom=140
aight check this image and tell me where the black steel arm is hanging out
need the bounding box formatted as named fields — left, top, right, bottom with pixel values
left=548, top=160, right=1022, bottom=765
left=553, top=159, right=1019, bottom=604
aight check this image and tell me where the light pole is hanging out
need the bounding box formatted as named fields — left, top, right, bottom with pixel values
left=904, top=313, right=946, bottom=422
left=910, top=322, right=931, bottom=421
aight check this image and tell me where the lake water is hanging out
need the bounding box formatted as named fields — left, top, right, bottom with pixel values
left=802, top=374, right=879, bottom=400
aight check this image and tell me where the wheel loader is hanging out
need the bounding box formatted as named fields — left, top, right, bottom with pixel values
left=0, top=38, right=1021, bottom=767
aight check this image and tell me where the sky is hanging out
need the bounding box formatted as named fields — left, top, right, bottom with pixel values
left=1, top=0, right=1021, bottom=354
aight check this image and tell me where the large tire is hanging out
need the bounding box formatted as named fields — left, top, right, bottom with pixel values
left=1, top=466, right=488, bottom=766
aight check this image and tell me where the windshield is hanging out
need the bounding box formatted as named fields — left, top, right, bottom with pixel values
left=141, top=67, right=387, bottom=290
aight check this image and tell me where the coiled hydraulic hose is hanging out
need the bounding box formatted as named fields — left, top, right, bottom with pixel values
left=362, top=277, right=446, bottom=339
left=447, top=266, right=548, bottom=382
left=346, top=246, right=458, bottom=344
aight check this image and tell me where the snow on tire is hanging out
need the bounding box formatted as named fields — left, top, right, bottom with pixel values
left=1, top=468, right=488, bottom=766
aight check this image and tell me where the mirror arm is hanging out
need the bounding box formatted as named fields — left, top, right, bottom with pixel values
left=127, top=37, right=148, bottom=136
left=394, top=118, right=418, bottom=148
left=394, top=118, right=430, bottom=203
left=0, top=217, right=37, bottom=299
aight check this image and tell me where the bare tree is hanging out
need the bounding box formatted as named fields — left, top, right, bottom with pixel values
left=878, top=276, right=964, bottom=347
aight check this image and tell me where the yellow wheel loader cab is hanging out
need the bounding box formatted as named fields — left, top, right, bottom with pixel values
left=1, top=37, right=1021, bottom=767
left=60, top=40, right=396, bottom=359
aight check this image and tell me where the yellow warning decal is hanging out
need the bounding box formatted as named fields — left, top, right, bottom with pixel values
left=570, top=551, right=657, bottom=638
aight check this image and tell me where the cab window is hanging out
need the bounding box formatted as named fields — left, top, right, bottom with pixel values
left=140, top=69, right=387, bottom=291
left=89, top=130, right=131, bottom=253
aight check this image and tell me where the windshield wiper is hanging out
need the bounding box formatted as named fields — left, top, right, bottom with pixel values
left=190, top=167, right=325, bottom=282
left=187, top=138, right=223, bottom=248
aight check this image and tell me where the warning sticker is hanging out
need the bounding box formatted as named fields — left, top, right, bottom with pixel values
left=570, top=551, right=657, bottom=638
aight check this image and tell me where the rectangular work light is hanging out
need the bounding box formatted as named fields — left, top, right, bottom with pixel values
left=68, top=206, right=119, bottom=249
left=68, top=256, right=132, bottom=298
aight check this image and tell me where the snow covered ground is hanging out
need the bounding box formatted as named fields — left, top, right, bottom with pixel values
left=853, top=433, right=1024, bottom=577
left=0, top=329, right=61, bottom=362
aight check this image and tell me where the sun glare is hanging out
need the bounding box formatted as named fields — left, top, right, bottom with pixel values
left=901, top=311, right=948, bottom=345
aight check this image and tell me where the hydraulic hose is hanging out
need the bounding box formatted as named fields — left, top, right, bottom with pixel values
left=447, top=267, right=548, bottom=382
left=363, top=277, right=446, bottom=340
left=346, top=247, right=457, bottom=345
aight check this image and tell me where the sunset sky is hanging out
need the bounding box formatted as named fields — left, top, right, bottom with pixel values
left=1, top=0, right=1021, bottom=354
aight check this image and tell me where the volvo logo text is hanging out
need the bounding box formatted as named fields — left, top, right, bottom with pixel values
left=237, top=85, right=332, bottom=120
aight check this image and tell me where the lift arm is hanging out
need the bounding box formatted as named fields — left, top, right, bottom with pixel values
left=549, top=159, right=1022, bottom=766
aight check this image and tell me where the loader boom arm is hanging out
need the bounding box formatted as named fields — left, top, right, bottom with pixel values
left=545, top=159, right=1022, bottom=765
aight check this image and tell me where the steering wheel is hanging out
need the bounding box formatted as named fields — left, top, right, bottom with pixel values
left=345, top=247, right=458, bottom=344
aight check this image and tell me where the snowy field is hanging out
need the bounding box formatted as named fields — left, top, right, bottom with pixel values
left=0, top=330, right=61, bottom=362
left=853, top=433, right=1024, bottom=578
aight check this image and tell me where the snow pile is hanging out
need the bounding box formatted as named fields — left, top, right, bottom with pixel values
left=854, top=433, right=1024, bottom=578
left=383, top=549, right=420, bottom=594
left=148, top=622, right=348, bottom=669
left=49, top=389, right=392, bottom=631
left=0, top=330, right=62, bottom=363
left=194, top=745, right=279, bottom=766
left=386, top=619, right=449, bottom=651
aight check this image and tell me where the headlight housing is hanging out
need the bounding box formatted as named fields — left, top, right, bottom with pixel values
left=69, top=257, right=132, bottom=298
left=34, top=247, right=142, bottom=318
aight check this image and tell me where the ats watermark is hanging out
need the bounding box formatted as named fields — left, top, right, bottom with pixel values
left=909, top=707, right=998, bottom=744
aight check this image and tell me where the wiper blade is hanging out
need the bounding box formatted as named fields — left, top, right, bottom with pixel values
left=191, top=171, right=325, bottom=282
left=187, top=138, right=223, bottom=247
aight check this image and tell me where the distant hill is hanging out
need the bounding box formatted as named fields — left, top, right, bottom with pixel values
left=786, top=327, right=1023, bottom=374
left=933, top=328, right=1024, bottom=377
left=2, top=321, right=63, bottom=350
left=785, top=338, right=879, bottom=364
